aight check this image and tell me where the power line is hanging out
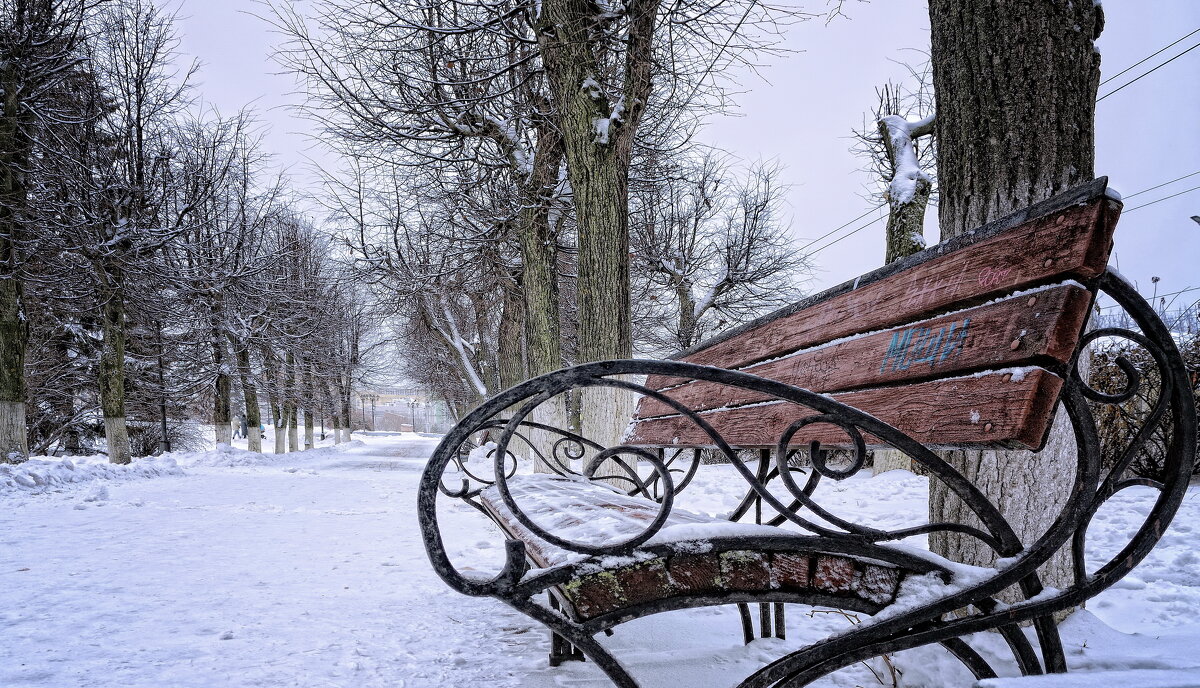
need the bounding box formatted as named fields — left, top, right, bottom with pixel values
left=1100, top=27, right=1200, bottom=87
left=1124, top=184, right=1200, bottom=213
left=1098, top=286, right=1200, bottom=310
left=1122, top=170, right=1200, bottom=199
left=802, top=164, right=1199, bottom=268
left=1097, top=40, right=1200, bottom=102
left=808, top=214, right=886, bottom=257
left=797, top=204, right=885, bottom=254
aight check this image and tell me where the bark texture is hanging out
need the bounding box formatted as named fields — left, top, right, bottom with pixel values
left=0, top=4, right=35, bottom=461
left=99, top=288, right=131, bottom=464
left=536, top=0, right=658, bottom=461
left=929, top=0, right=1103, bottom=238
left=213, top=369, right=233, bottom=447
left=0, top=232, right=26, bottom=461
left=517, top=120, right=565, bottom=381
left=497, top=278, right=527, bottom=391
left=927, top=0, right=1103, bottom=602
left=883, top=177, right=931, bottom=266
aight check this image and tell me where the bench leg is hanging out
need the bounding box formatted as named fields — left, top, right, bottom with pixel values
left=548, top=595, right=585, bottom=666
left=738, top=602, right=787, bottom=643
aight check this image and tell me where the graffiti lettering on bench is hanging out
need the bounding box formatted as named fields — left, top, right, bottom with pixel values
left=880, top=319, right=971, bottom=373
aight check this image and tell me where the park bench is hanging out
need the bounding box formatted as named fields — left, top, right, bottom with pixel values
left=418, top=177, right=1197, bottom=687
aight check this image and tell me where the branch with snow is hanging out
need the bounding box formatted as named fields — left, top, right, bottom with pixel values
left=878, top=113, right=934, bottom=208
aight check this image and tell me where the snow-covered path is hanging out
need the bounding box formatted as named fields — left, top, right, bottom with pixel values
left=4, top=435, right=1200, bottom=687
left=2, top=437, right=557, bottom=687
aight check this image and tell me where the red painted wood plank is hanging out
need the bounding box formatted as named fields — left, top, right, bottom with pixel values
left=635, top=285, right=1091, bottom=420
left=626, top=369, right=1064, bottom=451
left=645, top=197, right=1117, bottom=391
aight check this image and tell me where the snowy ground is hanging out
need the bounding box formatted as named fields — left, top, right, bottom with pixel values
left=3, top=433, right=1199, bottom=687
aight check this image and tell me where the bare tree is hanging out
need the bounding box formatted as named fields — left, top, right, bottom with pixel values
left=852, top=64, right=937, bottom=266
left=80, top=0, right=195, bottom=463
left=0, top=0, right=92, bottom=460
left=631, top=153, right=807, bottom=353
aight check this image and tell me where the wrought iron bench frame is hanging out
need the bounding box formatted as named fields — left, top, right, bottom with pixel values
left=417, top=182, right=1197, bottom=687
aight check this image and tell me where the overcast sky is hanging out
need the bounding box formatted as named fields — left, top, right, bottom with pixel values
left=174, top=1, right=1200, bottom=307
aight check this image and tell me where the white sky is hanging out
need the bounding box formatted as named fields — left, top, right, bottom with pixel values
left=174, top=0, right=1200, bottom=306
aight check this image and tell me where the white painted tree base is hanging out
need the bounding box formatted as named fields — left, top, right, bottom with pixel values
left=0, top=400, right=28, bottom=461
left=579, top=382, right=640, bottom=488
left=214, top=423, right=233, bottom=447
left=872, top=448, right=912, bottom=475
left=104, top=416, right=131, bottom=465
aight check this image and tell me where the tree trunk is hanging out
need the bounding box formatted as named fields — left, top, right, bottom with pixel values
left=212, top=336, right=233, bottom=447
left=340, top=393, right=352, bottom=442
left=233, top=343, right=262, bottom=453
left=929, top=1, right=1102, bottom=238
left=99, top=286, right=131, bottom=464
left=273, top=404, right=287, bottom=454
left=497, top=277, right=527, bottom=391
left=927, top=0, right=1103, bottom=606
left=0, top=62, right=30, bottom=461
left=284, top=353, right=298, bottom=452
left=536, top=0, right=658, bottom=480
left=261, top=349, right=287, bottom=454
left=0, top=260, right=26, bottom=461
left=518, top=123, right=564, bottom=381
left=303, top=409, right=314, bottom=449
left=884, top=177, right=931, bottom=265
left=676, top=279, right=698, bottom=350
left=288, top=405, right=299, bottom=452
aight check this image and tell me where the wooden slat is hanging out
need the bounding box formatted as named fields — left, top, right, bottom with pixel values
left=646, top=192, right=1118, bottom=391
left=635, top=284, right=1092, bottom=420
left=626, top=369, right=1063, bottom=450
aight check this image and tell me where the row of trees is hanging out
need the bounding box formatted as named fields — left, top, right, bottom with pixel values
left=269, top=0, right=810, bottom=432
left=1, top=0, right=367, bottom=462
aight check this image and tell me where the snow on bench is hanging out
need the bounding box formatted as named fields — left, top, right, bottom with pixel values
left=419, top=178, right=1197, bottom=688
left=478, top=474, right=938, bottom=622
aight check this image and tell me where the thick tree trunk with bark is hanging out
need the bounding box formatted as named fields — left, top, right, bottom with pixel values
left=340, top=393, right=352, bottom=442
left=518, top=123, right=565, bottom=381
left=883, top=178, right=931, bottom=265
left=497, top=278, right=527, bottom=391
left=676, top=279, right=698, bottom=350
left=99, top=286, right=131, bottom=464
left=0, top=60, right=30, bottom=461
left=212, top=338, right=233, bottom=447
left=536, top=0, right=658, bottom=475
left=927, top=0, right=1103, bottom=603
left=284, top=353, right=299, bottom=452
left=929, top=1, right=1102, bottom=238
left=214, top=369, right=233, bottom=446
left=0, top=247, right=26, bottom=460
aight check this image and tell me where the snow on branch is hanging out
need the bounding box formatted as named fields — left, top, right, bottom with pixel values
left=878, top=113, right=934, bottom=207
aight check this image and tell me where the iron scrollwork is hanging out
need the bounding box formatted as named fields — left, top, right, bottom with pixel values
left=417, top=268, right=1196, bottom=687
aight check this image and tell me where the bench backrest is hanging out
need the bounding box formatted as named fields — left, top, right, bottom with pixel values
left=627, top=178, right=1122, bottom=451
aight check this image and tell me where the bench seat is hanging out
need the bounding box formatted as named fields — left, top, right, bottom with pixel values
left=479, top=474, right=931, bottom=622
left=419, top=178, right=1198, bottom=687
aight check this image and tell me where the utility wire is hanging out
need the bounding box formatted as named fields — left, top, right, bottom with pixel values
left=796, top=204, right=885, bottom=254
left=1099, top=27, right=1200, bottom=87
left=1097, top=40, right=1200, bottom=102
left=807, top=171, right=1199, bottom=261
left=1124, top=184, right=1200, bottom=213
left=808, top=214, right=886, bottom=256
left=1097, top=286, right=1200, bottom=310
left=1121, top=170, right=1200, bottom=199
